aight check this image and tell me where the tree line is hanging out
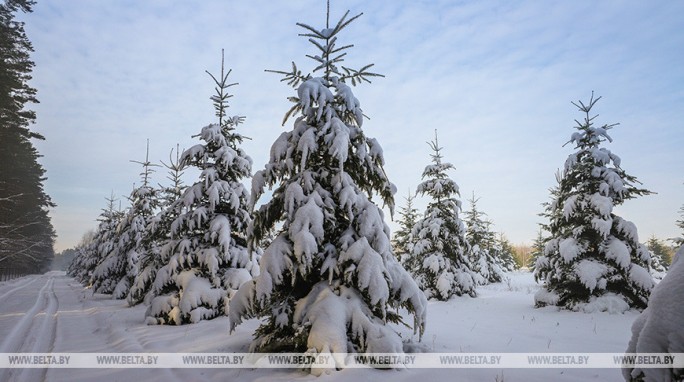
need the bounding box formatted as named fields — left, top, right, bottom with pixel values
left=0, top=0, right=55, bottom=277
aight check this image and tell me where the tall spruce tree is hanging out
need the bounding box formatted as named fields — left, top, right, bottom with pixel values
left=0, top=0, right=55, bottom=274
left=535, top=93, right=654, bottom=311
left=410, top=133, right=477, bottom=299
left=392, top=190, right=419, bottom=265
left=145, top=54, right=257, bottom=325
left=228, top=5, right=426, bottom=365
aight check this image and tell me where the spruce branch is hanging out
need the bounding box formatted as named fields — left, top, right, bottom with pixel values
left=266, top=62, right=310, bottom=88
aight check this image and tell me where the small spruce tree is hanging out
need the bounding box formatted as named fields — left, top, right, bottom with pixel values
left=645, top=235, right=669, bottom=280
left=529, top=228, right=547, bottom=271
left=673, top=202, right=684, bottom=247
left=68, top=193, right=121, bottom=284
left=392, top=190, right=419, bottom=266
left=496, top=233, right=518, bottom=272
left=464, top=193, right=506, bottom=284
left=91, top=143, right=160, bottom=298
left=145, top=54, right=257, bottom=325
left=128, top=145, right=187, bottom=306
left=411, top=132, right=477, bottom=299
left=535, top=93, right=654, bottom=311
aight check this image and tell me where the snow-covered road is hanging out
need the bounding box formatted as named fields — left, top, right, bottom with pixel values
left=0, top=274, right=59, bottom=381
left=0, top=272, right=640, bottom=381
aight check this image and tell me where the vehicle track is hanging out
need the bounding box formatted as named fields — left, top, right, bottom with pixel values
left=0, top=277, right=40, bottom=303
left=0, top=275, right=59, bottom=382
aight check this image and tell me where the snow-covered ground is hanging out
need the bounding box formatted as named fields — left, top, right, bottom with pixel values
left=0, top=271, right=639, bottom=381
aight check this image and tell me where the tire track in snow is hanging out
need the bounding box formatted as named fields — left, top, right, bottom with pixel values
left=0, top=277, right=52, bottom=353
left=0, top=276, right=39, bottom=303
left=0, top=276, right=58, bottom=382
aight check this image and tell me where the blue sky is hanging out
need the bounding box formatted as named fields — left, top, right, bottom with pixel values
left=18, top=0, right=684, bottom=252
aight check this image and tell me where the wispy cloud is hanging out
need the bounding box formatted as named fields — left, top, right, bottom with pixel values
left=19, top=0, right=684, bottom=250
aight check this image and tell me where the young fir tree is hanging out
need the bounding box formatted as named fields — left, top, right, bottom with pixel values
left=645, top=235, right=669, bottom=280
left=534, top=93, right=654, bottom=312
left=392, top=190, right=419, bottom=265
left=463, top=193, right=508, bottom=284
left=496, top=233, right=518, bottom=272
left=128, top=145, right=187, bottom=306
left=410, top=133, right=476, bottom=299
left=673, top=203, right=684, bottom=247
left=145, top=55, right=257, bottom=325
left=228, top=6, right=427, bottom=364
left=529, top=228, right=547, bottom=271
left=68, top=194, right=119, bottom=284
left=67, top=238, right=94, bottom=281
left=532, top=172, right=564, bottom=273
left=91, top=144, right=160, bottom=298
left=66, top=195, right=107, bottom=285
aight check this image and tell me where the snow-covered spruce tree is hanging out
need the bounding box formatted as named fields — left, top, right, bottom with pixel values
left=464, top=193, right=507, bottom=284
left=128, top=145, right=187, bottom=306
left=534, top=93, right=654, bottom=312
left=91, top=144, right=160, bottom=298
left=532, top=172, right=563, bottom=274
left=410, top=133, right=476, bottom=299
left=497, top=233, right=518, bottom=272
left=67, top=227, right=94, bottom=281
left=66, top=239, right=92, bottom=281
left=228, top=7, right=427, bottom=363
left=645, top=235, right=669, bottom=281
left=529, top=228, right=547, bottom=271
left=67, top=232, right=97, bottom=283
left=68, top=193, right=122, bottom=286
left=392, top=190, right=419, bottom=266
left=673, top=203, right=684, bottom=247
left=623, top=245, right=684, bottom=382
left=145, top=56, right=257, bottom=325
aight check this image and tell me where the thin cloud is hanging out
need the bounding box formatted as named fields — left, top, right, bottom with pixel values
left=18, top=0, right=684, bottom=251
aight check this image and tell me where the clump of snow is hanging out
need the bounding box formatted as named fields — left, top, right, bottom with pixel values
left=559, top=237, right=582, bottom=263
left=533, top=288, right=559, bottom=307
left=298, top=77, right=334, bottom=121
left=574, top=259, right=607, bottom=292
left=628, top=264, right=654, bottom=291
left=581, top=293, right=629, bottom=314
left=562, top=195, right=579, bottom=219
left=624, top=246, right=684, bottom=381
left=604, top=238, right=631, bottom=269
left=591, top=217, right=612, bottom=238
left=293, top=281, right=404, bottom=371
left=146, top=269, right=227, bottom=325
left=589, top=193, right=612, bottom=217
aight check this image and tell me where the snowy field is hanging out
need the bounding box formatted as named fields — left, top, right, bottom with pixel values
left=0, top=271, right=640, bottom=381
